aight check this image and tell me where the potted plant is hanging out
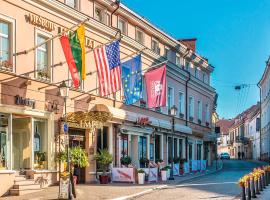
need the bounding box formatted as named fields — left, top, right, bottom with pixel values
left=161, top=167, right=168, bottom=181
left=37, top=152, right=46, bottom=169
left=137, top=169, right=145, bottom=184
left=139, top=157, right=149, bottom=168
left=94, top=149, right=113, bottom=184
left=120, top=155, right=132, bottom=167
left=198, top=119, right=202, bottom=124
left=165, top=165, right=171, bottom=179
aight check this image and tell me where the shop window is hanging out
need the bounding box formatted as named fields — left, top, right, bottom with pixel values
left=155, top=135, right=161, bottom=161
left=135, top=28, right=144, bottom=44
left=138, top=136, right=147, bottom=160
left=0, top=113, right=9, bottom=169
left=97, top=126, right=108, bottom=152
left=197, top=144, right=202, bottom=160
left=0, top=21, right=12, bottom=72
left=36, top=34, right=51, bottom=81
left=118, top=17, right=127, bottom=35
left=179, top=139, right=183, bottom=159
left=188, top=143, right=193, bottom=160
left=121, top=134, right=128, bottom=156
left=174, top=138, right=178, bottom=158
left=33, top=119, right=48, bottom=170
left=168, top=137, right=173, bottom=163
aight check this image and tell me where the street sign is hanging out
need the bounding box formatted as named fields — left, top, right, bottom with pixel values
left=64, top=123, right=69, bottom=133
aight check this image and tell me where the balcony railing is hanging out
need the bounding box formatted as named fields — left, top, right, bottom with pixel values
left=0, top=60, right=13, bottom=72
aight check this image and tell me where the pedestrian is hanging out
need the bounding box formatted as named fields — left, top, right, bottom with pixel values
left=242, top=152, right=245, bottom=160
left=238, top=151, right=241, bottom=160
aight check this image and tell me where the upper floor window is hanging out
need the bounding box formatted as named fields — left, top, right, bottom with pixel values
left=195, top=68, right=199, bottom=78
left=186, top=61, right=190, bottom=71
left=164, top=48, right=169, bottom=58
left=188, top=96, right=194, bottom=120
left=151, top=38, right=160, bottom=55
left=198, top=100, right=202, bottom=122
left=36, top=33, right=51, bottom=81
left=95, top=5, right=109, bottom=25
left=168, top=87, right=173, bottom=114
left=0, top=21, right=12, bottom=71
left=206, top=103, right=210, bottom=123
left=135, top=28, right=144, bottom=44
left=176, top=55, right=180, bottom=66
left=178, top=92, right=184, bottom=118
left=118, top=17, right=127, bottom=35
left=65, top=0, right=79, bottom=9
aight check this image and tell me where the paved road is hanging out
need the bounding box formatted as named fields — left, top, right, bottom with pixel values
left=134, top=160, right=266, bottom=200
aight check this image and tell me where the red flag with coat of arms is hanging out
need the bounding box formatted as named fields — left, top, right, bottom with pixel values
left=144, top=65, right=167, bottom=108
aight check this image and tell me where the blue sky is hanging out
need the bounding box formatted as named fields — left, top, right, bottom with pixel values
left=123, top=0, right=270, bottom=119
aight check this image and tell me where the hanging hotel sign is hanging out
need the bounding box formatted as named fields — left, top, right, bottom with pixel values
left=25, top=13, right=56, bottom=32
left=15, top=95, right=35, bottom=109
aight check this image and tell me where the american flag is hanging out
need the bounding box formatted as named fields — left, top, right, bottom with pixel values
left=94, top=40, right=121, bottom=96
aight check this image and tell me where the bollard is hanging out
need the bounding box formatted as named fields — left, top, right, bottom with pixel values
left=266, top=172, right=269, bottom=186
left=263, top=173, right=266, bottom=188
left=247, top=180, right=251, bottom=200
left=259, top=176, right=263, bottom=191
left=255, top=179, right=260, bottom=195
left=241, top=185, right=246, bottom=200
left=251, top=178, right=256, bottom=198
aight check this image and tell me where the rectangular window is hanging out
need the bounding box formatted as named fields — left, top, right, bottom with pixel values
left=179, top=139, right=183, bottom=159
left=164, top=48, right=169, bottom=58
left=118, top=18, right=127, bottom=35
left=36, top=34, right=50, bottom=81
left=135, top=28, right=144, bottom=44
left=66, top=0, right=78, bottom=9
left=0, top=21, right=12, bottom=71
left=121, top=134, right=128, bottom=156
left=189, top=96, right=194, bottom=119
left=95, top=6, right=105, bottom=23
left=195, top=68, right=199, bottom=78
left=206, top=104, right=210, bottom=123
left=198, top=100, right=202, bottom=122
left=0, top=113, right=9, bottom=170
left=155, top=135, right=161, bottom=161
left=151, top=38, right=160, bottom=55
left=97, top=126, right=108, bottom=151
left=178, top=92, right=184, bottom=118
left=197, top=144, right=202, bottom=160
left=168, top=87, right=173, bottom=114
left=174, top=138, right=178, bottom=158
left=139, top=136, right=147, bottom=165
left=176, top=56, right=180, bottom=66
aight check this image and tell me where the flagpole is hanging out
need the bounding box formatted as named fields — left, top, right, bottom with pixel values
left=14, top=18, right=90, bottom=56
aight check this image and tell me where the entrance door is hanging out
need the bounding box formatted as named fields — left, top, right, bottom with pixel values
left=69, top=128, right=86, bottom=184
left=12, top=115, right=31, bottom=170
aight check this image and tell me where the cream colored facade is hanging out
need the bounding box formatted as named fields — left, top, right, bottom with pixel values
left=0, top=0, right=216, bottom=196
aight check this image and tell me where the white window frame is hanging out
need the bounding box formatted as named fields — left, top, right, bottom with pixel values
left=65, top=0, right=80, bottom=10
left=118, top=17, right=127, bottom=35
left=188, top=96, right=194, bottom=118
left=35, top=29, right=52, bottom=82
left=151, top=37, right=160, bottom=55
left=135, top=27, right=144, bottom=44
left=0, top=14, right=15, bottom=72
left=94, top=3, right=108, bottom=25
left=178, top=91, right=185, bottom=116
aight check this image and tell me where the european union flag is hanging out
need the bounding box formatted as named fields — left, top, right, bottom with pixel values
left=121, top=54, right=142, bottom=105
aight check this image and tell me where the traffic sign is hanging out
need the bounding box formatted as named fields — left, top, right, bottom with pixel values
left=64, top=123, right=69, bottom=133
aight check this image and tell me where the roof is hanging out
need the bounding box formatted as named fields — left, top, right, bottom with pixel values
left=216, top=119, right=234, bottom=135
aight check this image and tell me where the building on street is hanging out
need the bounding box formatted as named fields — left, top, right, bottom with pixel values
left=216, top=118, right=233, bottom=154
left=0, top=0, right=216, bottom=196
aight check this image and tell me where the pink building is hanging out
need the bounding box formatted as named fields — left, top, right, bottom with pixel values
left=0, top=0, right=216, bottom=196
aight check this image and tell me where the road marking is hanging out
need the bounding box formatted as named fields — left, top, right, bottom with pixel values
left=173, top=181, right=237, bottom=188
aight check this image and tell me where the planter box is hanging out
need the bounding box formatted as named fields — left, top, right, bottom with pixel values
left=112, top=168, right=135, bottom=183
left=142, top=168, right=158, bottom=182
left=161, top=170, right=167, bottom=181
left=138, top=173, right=145, bottom=184
left=173, top=164, right=180, bottom=176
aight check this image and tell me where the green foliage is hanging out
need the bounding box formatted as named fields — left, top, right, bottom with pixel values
left=137, top=169, right=145, bottom=173
left=161, top=166, right=172, bottom=171
left=94, top=149, right=113, bottom=174
left=37, top=152, right=46, bottom=164
left=120, top=156, right=132, bottom=166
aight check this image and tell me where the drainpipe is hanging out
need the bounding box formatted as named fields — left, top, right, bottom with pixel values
left=257, top=83, right=262, bottom=160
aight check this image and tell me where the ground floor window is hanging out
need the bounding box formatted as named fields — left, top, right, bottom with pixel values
left=139, top=136, right=147, bottom=160
left=188, top=143, right=193, bottom=160
left=155, top=134, right=161, bottom=161
left=0, top=113, right=9, bottom=169
left=197, top=144, right=202, bottom=160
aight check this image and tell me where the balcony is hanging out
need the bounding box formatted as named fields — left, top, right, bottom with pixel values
left=235, top=136, right=249, bottom=144
left=0, top=60, right=13, bottom=72
left=37, top=69, right=50, bottom=82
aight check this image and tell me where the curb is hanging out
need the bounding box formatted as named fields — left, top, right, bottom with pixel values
left=112, top=166, right=223, bottom=200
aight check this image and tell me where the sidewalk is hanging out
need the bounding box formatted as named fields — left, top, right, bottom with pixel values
left=0, top=162, right=223, bottom=200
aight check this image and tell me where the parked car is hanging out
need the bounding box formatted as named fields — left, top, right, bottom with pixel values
left=220, top=152, right=230, bottom=160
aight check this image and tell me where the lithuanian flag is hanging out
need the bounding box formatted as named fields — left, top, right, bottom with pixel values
left=60, top=25, right=86, bottom=88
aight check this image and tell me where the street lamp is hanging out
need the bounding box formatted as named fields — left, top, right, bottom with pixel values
left=169, top=105, right=177, bottom=180
left=59, top=81, right=72, bottom=199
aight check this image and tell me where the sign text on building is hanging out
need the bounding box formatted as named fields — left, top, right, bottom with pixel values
left=25, top=13, right=55, bottom=32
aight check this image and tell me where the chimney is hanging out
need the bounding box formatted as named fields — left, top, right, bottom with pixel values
left=178, top=38, right=197, bottom=52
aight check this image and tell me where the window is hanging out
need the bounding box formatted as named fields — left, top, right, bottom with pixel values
left=176, top=56, right=180, bottom=66
left=195, top=68, right=199, bottom=78
left=151, top=38, right=160, bottom=54
left=135, top=28, right=144, bottom=44
left=188, top=143, right=193, bottom=160
left=168, top=87, right=173, bottom=114
left=186, top=61, right=190, bottom=71
left=65, top=0, right=78, bottom=9
left=178, top=92, right=184, bottom=118
left=95, top=6, right=107, bottom=24
left=197, top=144, right=202, bottom=160
left=155, top=135, right=161, bottom=161
left=189, top=96, right=194, bottom=120
left=174, top=138, right=178, bottom=158
left=206, top=103, right=210, bottom=123
left=0, top=21, right=12, bottom=71
left=0, top=113, right=9, bottom=170
left=164, top=48, right=169, bottom=58
left=36, top=34, right=50, bottom=81
left=179, top=139, right=183, bottom=159
left=97, top=126, right=108, bottom=151
left=118, top=18, right=127, bottom=35
left=139, top=136, right=147, bottom=161
left=121, top=134, right=128, bottom=156
left=198, top=100, right=202, bottom=122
